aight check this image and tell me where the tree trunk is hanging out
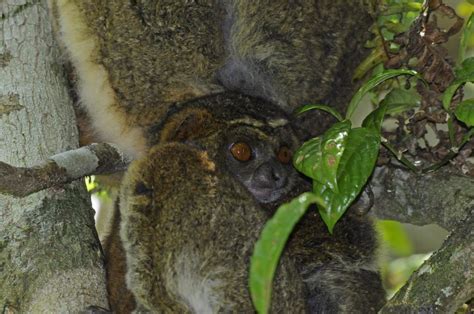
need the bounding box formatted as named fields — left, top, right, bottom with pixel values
left=0, top=0, right=108, bottom=312
left=1, top=0, right=472, bottom=312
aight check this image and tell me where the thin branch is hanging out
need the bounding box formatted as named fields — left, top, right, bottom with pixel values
left=0, top=143, right=131, bottom=197
left=381, top=140, right=419, bottom=173
left=380, top=207, right=474, bottom=313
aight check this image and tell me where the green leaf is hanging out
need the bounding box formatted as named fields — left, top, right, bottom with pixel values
left=297, top=104, right=344, bottom=122
left=461, top=128, right=474, bottom=146
left=455, top=57, right=474, bottom=81
left=376, top=220, right=413, bottom=257
left=346, top=69, right=422, bottom=119
left=249, top=192, right=324, bottom=314
left=383, top=21, right=408, bottom=34
left=313, top=127, right=380, bottom=233
left=459, top=13, right=474, bottom=64
left=362, top=88, right=420, bottom=136
left=442, top=57, right=474, bottom=111
left=293, top=137, right=322, bottom=179
left=381, top=88, right=421, bottom=114
left=353, top=47, right=386, bottom=81
left=317, top=120, right=351, bottom=192
left=293, top=120, right=351, bottom=192
left=442, top=84, right=461, bottom=111
left=379, top=2, right=422, bottom=15
left=362, top=103, right=388, bottom=134
left=85, top=176, right=98, bottom=192
left=455, top=99, right=474, bottom=127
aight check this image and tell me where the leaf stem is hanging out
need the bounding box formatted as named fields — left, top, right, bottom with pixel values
left=382, top=138, right=420, bottom=172
left=421, top=150, right=457, bottom=173
left=447, top=115, right=457, bottom=147
left=422, top=128, right=474, bottom=173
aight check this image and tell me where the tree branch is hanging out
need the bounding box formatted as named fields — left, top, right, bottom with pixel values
left=0, top=143, right=131, bottom=197
left=2, top=143, right=472, bottom=234
left=369, top=166, right=474, bottom=231
left=380, top=207, right=474, bottom=313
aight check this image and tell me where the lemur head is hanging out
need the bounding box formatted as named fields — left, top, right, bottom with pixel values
left=149, top=92, right=302, bottom=204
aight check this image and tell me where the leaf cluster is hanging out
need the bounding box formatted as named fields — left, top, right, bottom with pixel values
left=249, top=7, right=474, bottom=313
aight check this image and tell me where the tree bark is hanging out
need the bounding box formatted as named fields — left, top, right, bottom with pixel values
left=0, top=0, right=108, bottom=312
left=370, top=165, right=474, bottom=231
left=0, top=0, right=472, bottom=312
left=380, top=207, right=473, bottom=313
left=0, top=143, right=131, bottom=197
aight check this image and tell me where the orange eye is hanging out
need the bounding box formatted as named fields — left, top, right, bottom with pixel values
left=277, top=146, right=292, bottom=164
left=230, top=142, right=252, bottom=162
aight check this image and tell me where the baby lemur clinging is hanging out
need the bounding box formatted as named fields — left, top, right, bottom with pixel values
left=107, top=93, right=384, bottom=313
left=49, top=0, right=384, bottom=312
left=112, top=93, right=310, bottom=312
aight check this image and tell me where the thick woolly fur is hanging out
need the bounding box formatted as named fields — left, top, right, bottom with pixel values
left=49, top=0, right=147, bottom=157
left=218, top=0, right=373, bottom=113
left=48, top=1, right=385, bottom=312
left=50, top=1, right=374, bottom=154
left=50, top=0, right=227, bottom=158
left=119, top=143, right=307, bottom=312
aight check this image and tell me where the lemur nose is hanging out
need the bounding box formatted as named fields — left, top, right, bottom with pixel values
left=254, top=161, right=287, bottom=189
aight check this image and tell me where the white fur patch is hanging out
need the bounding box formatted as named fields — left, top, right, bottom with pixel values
left=52, top=0, right=146, bottom=158
left=166, top=249, right=225, bottom=313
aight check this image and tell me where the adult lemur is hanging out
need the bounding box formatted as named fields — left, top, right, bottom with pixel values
left=49, top=0, right=385, bottom=312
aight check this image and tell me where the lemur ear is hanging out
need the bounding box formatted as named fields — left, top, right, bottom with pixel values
left=160, top=108, right=216, bottom=142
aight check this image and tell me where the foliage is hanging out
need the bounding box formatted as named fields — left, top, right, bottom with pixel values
left=455, top=98, right=474, bottom=126
left=249, top=193, right=325, bottom=314
left=295, top=121, right=381, bottom=232
left=250, top=4, right=474, bottom=313
left=376, top=220, right=413, bottom=257
left=85, top=176, right=109, bottom=199
left=249, top=68, right=422, bottom=313
left=459, top=12, right=474, bottom=63
left=383, top=253, right=430, bottom=297
left=354, top=0, right=424, bottom=80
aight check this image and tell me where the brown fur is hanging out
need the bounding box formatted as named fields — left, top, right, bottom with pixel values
left=102, top=204, right=135, bottom=314
left=118, top=142, right=307, bottom=312
left=50, top=0, right=373, bottom=157
left=48, top=1, right=383, bottom=312
left=96, top=94, right=309, bottom=312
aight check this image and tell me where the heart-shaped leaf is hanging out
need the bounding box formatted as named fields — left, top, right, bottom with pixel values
left=313, top=127, right=380, bottom=233
left=293, top=120, right=351, bottom=192
left=293, top=137, right=322, bottom=180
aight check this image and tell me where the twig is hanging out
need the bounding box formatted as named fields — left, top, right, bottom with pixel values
left=381, top=139, right=420, bottom=172
left=0, top=143, right=131, bottom=197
